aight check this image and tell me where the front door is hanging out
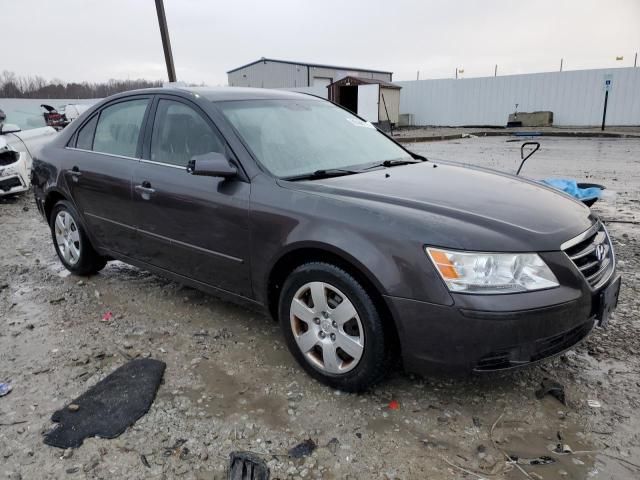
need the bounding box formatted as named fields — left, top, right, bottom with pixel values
left=65, top=97, right=151, bottom=255
left=132, top=97, right=251, bottom=296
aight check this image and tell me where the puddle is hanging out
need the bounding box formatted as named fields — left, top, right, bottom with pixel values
left=184, top=360, right=288, bottom=429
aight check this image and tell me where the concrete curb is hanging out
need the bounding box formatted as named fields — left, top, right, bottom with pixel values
left=395, top=130, right=640, bottom=143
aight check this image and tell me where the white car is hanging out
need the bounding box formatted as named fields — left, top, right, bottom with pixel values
left=0, top=122, right=57, bottom=196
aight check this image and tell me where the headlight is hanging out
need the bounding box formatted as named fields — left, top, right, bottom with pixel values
left=426, top=247, right=559, bottom=294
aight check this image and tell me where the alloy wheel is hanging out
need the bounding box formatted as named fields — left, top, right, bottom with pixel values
left=54, top=210, right=81, bottom=266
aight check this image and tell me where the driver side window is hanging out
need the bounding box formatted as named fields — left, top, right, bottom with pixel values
left=150, top=99, right=223, bottom=167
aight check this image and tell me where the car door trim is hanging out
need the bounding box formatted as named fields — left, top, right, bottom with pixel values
left=85, top=212, right=136, bottom=231
left=139, top=158, right=184, bottom=170
left=137, top=227, right=244, bottom=263
left=65, top=146, right=139, bottom=162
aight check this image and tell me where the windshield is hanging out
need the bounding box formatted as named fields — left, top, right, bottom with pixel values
left=217, top=99, right=412, bottom=178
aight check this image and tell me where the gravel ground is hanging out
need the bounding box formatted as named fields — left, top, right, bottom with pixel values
left=1, top=137, right=639, bottom=480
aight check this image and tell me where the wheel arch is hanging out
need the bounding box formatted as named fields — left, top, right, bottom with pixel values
left=44, top=190, right=105, bottom=258
left=44, top=189, right=69, bottom=222
left=266, top=244, right=400, bottom=353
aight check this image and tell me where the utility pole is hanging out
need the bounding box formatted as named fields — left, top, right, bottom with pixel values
left=560, top=58, right=563, bottom=72
left=635, top=52, right=638, bottom=68
left=155, top=0, right=177, bottom=82
left=455, top=68, right=458, bottom=79
left=494, top=64, right=498, bottom=77
left=416, top=71, right=420, bottom=80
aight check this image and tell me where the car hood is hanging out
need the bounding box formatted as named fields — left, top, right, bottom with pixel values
left=281, top=161, right=595, bottom=252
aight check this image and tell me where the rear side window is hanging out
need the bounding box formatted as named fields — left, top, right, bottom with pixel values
left=93, top=99, right=149, bottom=157
left=150, top=99, right=223, bottom=167
left=75, top=114, right=98, bottom=150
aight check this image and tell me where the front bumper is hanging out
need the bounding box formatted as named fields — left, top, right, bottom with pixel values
left=0, top=152, right=30, bottom=196
left=387, top=248, right=618, bottom=375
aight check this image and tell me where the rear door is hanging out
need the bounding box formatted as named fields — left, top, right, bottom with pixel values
left=132, top=96, right=251, bottom=296
left=65, top=96, right=151, bottom=255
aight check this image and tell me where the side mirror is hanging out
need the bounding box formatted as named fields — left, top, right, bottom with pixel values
left=186, top=152, right=237, bottom=178
left=0, top=123, right=21, bottom=134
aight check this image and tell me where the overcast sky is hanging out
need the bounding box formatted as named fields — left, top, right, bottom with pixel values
left=4, top=0, right=640, bottom=85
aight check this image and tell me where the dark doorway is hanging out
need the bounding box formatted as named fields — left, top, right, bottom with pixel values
left=339, top=86, right=358, bottom=114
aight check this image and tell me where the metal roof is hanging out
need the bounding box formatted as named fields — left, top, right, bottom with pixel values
left=227, top=57, right=392, bottom=75
left=327, top=76, right=401, bottom=89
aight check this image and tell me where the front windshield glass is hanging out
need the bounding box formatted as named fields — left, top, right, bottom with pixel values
left=217, top=99, right=412, bottom=178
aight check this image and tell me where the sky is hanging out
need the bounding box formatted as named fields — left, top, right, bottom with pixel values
left=4, top=0, right=640, bottom=85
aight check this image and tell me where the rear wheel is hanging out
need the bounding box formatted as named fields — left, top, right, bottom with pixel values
left=50, top=200, right=106, bottom=275
left=279, top=262, right=390, bottom=392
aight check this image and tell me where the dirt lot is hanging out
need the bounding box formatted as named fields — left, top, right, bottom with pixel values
left=1, top=137, right=639, bottom=479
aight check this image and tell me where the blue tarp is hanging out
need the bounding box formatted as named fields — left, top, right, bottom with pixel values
left=540, top=178, right=603, bottom=201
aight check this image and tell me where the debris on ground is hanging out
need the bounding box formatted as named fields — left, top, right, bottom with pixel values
left=540, top=178, right=603, bottom=205
left=388, top=399, right=400, bottom=410
left=163, top=438, right=188, bottom=457
left=140, top=454, right=151, bottom=468
left=288, top=439, right=317, bottom=458
left=101, top=311, right=113, bottom=322
left=587, top=399, right=602, bottom=408
left=228, top=451, right=270, bottom=480
left=553, top=444, right=573, bottom=455
left=535, top=378, right=566, bottom=405
left=508, top=455, right=556, bottom=465
left=0, top=382, right=12, bottom=397
left=43, top=359, right=166, bottom=448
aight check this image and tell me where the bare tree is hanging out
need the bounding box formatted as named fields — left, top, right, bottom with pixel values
left=0, top=71, right=164, bottom=98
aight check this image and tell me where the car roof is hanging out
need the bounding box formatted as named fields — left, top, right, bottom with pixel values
left=112, top=86, right=318, bottom=102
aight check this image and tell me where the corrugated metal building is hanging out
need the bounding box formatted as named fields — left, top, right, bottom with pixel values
left=227, top=58, right=393, bottom=89
left=396, top=67, right=640, bottom=127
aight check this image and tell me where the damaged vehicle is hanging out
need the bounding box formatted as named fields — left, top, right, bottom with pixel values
left=40, top=103, right=93, bottom=129
left=0, top=110, right=57, bottom=196
left=41, top=104, right=69, bottom=129
left=31, top=88, right=621, bottom=391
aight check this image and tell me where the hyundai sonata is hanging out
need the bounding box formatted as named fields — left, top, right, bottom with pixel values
left=32, top=87, right=621, bottom=391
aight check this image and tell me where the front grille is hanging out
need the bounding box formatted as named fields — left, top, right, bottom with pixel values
left=562, top=222, right=615, bottom=289
left=475, top=321, right=593, bottom=371
left=0, top=176, right=23, bottom=192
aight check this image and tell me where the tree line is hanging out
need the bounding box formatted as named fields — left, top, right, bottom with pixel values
left=0, top=71, right=163, bottom=99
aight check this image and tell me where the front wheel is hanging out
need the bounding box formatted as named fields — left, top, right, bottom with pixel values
left=279, top=262, right=391, bottom=392
left=49, top=200, right=106, bottom=275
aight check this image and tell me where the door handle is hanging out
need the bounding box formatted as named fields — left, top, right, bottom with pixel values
left=69, top=165, right=82, bottom=182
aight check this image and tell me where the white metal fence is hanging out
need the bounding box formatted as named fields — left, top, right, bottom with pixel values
left=397, top=67, right=640, bottom=127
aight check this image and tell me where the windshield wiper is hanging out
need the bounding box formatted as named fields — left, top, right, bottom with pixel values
left=283, top=168, right=361, bottom=181
left=362, top=158, right=423, bottom=171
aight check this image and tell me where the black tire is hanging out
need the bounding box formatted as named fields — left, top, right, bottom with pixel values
left=279, top=262, right=391, bottom=392
left=49, top=200, right=106, bottom=275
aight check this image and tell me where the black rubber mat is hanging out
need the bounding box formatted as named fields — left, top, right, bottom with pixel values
left=43, top=359, right=166, bottom=448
